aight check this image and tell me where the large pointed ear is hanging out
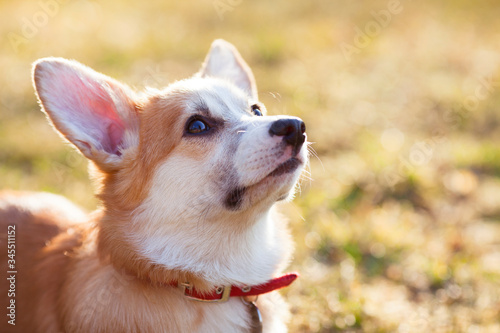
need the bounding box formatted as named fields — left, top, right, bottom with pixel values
left=198, top=39, right=258, bottom=99
left=33, top=58, right=138, bottom=171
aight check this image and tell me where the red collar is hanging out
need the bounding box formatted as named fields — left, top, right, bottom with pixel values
left=170, top=272, right=299, bottom=303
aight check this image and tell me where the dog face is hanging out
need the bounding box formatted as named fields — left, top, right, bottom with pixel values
left=33, top=40, right=308, bottom=286
left=141, top=77, right=307, bottom=218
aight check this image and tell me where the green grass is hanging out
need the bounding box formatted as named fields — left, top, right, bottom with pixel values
left=2, top=0, right=500, bottom=331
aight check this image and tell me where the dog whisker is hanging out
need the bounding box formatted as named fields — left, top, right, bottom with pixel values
left=307, top=144, right=324, bottom=172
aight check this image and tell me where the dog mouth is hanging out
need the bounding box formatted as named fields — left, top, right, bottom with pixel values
left=267, top=157, right=302, bottom=178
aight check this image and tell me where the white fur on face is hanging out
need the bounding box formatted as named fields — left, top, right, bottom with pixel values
left=130, top=77, right=307, bottom=286
left=232, top=114, right=308, bottom=196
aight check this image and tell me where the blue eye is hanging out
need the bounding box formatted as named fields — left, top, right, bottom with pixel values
left=252, top=105, right=263, bottom=116
left=187, top=119, right=209, bottom=134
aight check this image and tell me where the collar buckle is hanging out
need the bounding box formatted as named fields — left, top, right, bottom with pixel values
left=178, top=282, right=232, bottom=303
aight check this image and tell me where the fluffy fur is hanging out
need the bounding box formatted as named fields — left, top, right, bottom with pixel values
left=0, top=39, right=308, bottom=332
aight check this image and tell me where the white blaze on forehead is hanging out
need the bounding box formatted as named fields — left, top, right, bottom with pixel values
left=168, top=77, right=252, bottom=120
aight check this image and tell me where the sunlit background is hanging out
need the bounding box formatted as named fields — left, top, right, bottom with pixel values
left=1, top=0, right=500, bottom=332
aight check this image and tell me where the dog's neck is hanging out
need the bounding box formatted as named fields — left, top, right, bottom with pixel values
left=96, top=205, right=292, bottom=292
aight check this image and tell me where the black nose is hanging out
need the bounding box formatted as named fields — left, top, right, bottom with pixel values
left=269, top=118, right=306, bottom=152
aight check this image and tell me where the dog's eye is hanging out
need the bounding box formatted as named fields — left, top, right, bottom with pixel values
left=187, top=119, right=209, bottom=134
left=251, top=105, right=263, bottom=116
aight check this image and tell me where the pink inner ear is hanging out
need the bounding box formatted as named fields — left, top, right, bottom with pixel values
left=107, top=122, right=124, bottom=155
left=85, top=90, right=125, bottom=154
left=47, top=67, right=127, bottom=155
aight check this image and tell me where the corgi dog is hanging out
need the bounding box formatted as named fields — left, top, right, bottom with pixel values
left=0, top=39, right=308, bottom=333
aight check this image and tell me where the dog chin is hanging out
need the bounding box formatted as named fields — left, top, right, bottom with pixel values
left=267, top=157, right=302, bottom=177
left=225, top=157, right=304, bottom=210
left=267, top=158, right=304, bottom=199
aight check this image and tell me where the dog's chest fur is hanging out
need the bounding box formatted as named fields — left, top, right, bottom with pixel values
left=24, top=212, right=290, bottom=333
left=57, top=249, right=287, bottom=332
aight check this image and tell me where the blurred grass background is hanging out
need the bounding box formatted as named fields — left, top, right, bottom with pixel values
left=1, top=0, right=500, bottom=332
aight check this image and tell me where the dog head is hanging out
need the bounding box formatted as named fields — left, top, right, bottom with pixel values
left=33, top=40, right=308, bottom=286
